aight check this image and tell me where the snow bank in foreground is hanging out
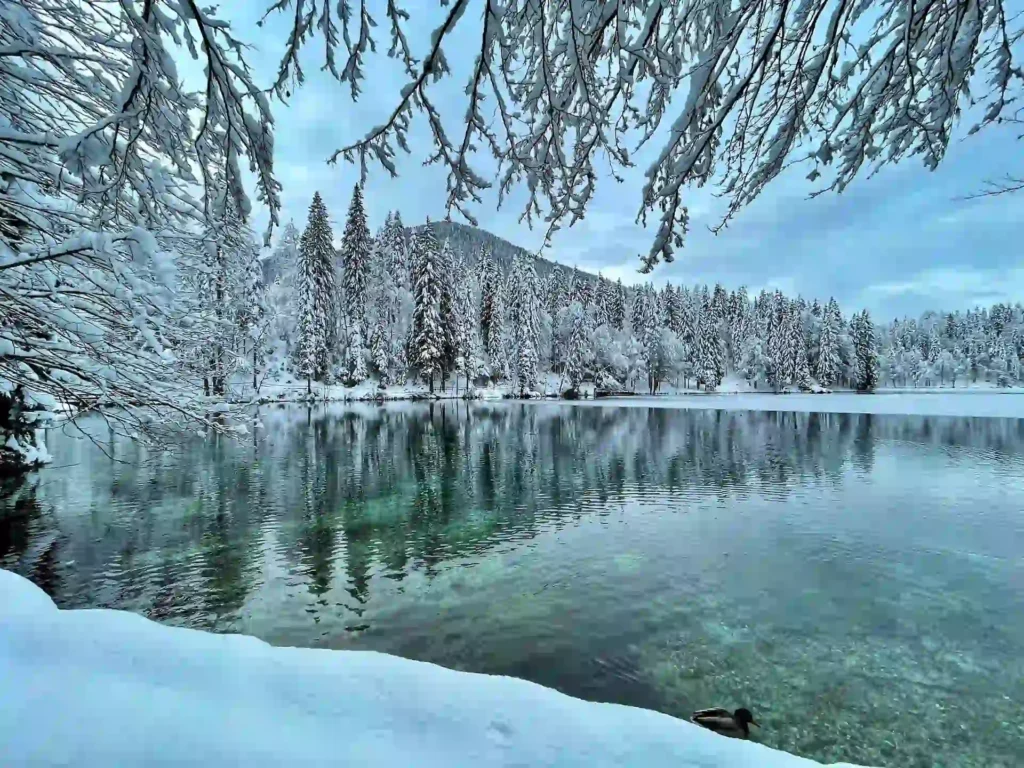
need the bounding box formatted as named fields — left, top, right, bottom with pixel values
left=0, top=571, right=867, bottom=768
left=570, top=392, right=1024, bottom=419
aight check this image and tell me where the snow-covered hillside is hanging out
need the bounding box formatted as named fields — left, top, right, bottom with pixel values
left=0, top=569, right=867, bottom=768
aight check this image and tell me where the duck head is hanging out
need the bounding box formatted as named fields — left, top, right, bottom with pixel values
left=734, top=708, right=759, bottom=732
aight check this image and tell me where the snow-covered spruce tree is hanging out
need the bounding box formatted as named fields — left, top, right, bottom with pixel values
left=264, top=221, right=301, bottom=369
left=816, top=299, right=842, bottom=387
left=786, top=308, right=811, bottom=389
left=694, top=303, right=720, bottom=391
left=267, top=1, right=1024, bottom=272
left=610, top=281, right=627, bottom=331
left=238, top=244, right=271, bottom=392
left=664, top=286, right=684, bottom=338
left=630, top=289, right=646, bottom=335
left=711, top=284, right=729, bottom=325
left=728, top=288, right=752, bottom=369
left=438, top=239, right=459, bottom=388
left=564, top=301, right=590, bottom=394
left=546, top=265, right=570, bottom=368
left=485, top=287, right=510, bottom=385
left=185, top=187, right=255, bottom=399
left=367, top=216, right=408, bottom=386
left=0, top=0, right=279, bottom=470
left=508, top=254, right=540, bottom=396
left=739, top=333, right=768, bottom=389
left=346, top=327, right=369, bottom=385
left=853, top=310, right=880, bottom=392
left=766, top=296, right=791, bottom=392
left=377, top=213, right=408, bottom=284
left=339, top=184, right=373, bottom=384
left=547, top=265, right=568, bottom=317
left=452, top=258, right=485, bottom=391
left=637, top=287, right=666, bottom=394
left=266, top=221, right=300, bottom=286
left=411, top=223, right=444, bottom=391
left=296, top=193, right=336, bottom=392
left=573, top=277, right=594, bottom=309
left=479, top=248, right=501, bottom=353
left=594, top=277, right=615, bottom=329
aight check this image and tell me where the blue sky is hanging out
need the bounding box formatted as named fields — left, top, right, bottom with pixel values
left=219, top=3, right=1022, bottom=320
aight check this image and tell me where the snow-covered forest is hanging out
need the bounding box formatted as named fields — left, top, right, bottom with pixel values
left=3, top=0, right=1022, bottom=473
left=249, top=186, right=1024, bottom=400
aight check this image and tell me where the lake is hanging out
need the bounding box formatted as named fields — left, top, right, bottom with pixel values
left=2, top=402, right=1022, bottom=767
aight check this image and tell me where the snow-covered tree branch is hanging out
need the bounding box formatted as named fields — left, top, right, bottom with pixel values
left=1, top=0, right=280, bottom=470
left=264, top=0, right=1023, bottom=270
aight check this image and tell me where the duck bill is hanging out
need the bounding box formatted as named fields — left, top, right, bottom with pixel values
left=750, top=720, right=760, bottom=728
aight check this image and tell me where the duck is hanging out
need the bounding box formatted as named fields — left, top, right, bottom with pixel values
left=689, top=707, right=760, bottom=739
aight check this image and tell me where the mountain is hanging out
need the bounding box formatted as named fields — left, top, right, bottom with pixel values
left=407, top=221, right=601, bottom=284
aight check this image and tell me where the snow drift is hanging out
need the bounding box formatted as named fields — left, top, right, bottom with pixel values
left=0, top=570, right=868, bottom=767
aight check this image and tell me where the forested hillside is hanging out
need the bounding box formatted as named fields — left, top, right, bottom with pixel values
left=257, top=188, right=1024, bottom=398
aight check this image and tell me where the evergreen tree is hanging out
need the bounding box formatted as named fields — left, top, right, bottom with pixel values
left=564, top=301, right=590, bottom=392
left=346, top=329, right=369, bottom=383
left=665, top=285, right=685, bottom=337
left=369, top=320, right=391, bottom=385
left=387, top=211, right=411, bottom=288
left=340, top=184, right=373, bottom=382
left=264, top=221, right=301, bottom=365
left=547, top=265, right=568, bottom=317
left=630, top=288, right=645, bottom=333
left=411, top=223, right=444, bottom=390
left=296, top=192, right=335, bottom=391
left=508, top=254, right=540, bottom=396
left=593, top=277, right=614, bottom=328
left=340, top=184, right=372, bottom=319
left=486, top=286, right=509, bottom=383
left=637, top=287, right=666, bottom=394
left=694, top=304, right=720, bottom=390
left=573, top=275, right=594, bottom=308
left=853, top=310, right=879, bottom=392
left=195, top=193, right=236, bottom=397
left=367, top=215, right=406, bottom=385
left=739, top=333, right=768, bottom=388
left=711, top=283, right=729, bottom=322
left=267, top=220, right=300, bottom=286
left=766, top=297, right=790, bottom=391
left=479, top=249, right=500, bottom=351
left=452, top=259, right=485, bottom=390
left=438, top=239, right=459, bottom=386
left=238, top=244, right=270, bottom=390
left=786, top=308, right=810, bottom=387
left=815, top=298, right=841, bottom=386
left=728, top=287, right=751, bottom=368
left=610, top=280, right=627, bottom=331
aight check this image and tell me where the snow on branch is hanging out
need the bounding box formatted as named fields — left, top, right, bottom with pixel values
left=264, top=0, right=1023, bottom=270
left=1, top=0, right=280, bottom=460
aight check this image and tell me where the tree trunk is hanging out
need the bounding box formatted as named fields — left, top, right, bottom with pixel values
left=307, top=376, right=311, bottom=395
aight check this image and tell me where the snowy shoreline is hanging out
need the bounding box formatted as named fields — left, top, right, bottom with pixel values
left=0, top=569, right=868, bottom=768
left=551, top=391, right=1024, bottom=419
left=244, top=380, right=1024, bottom=420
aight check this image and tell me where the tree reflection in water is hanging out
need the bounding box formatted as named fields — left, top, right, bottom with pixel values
left=2, top=403, right=1023, bottom=767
